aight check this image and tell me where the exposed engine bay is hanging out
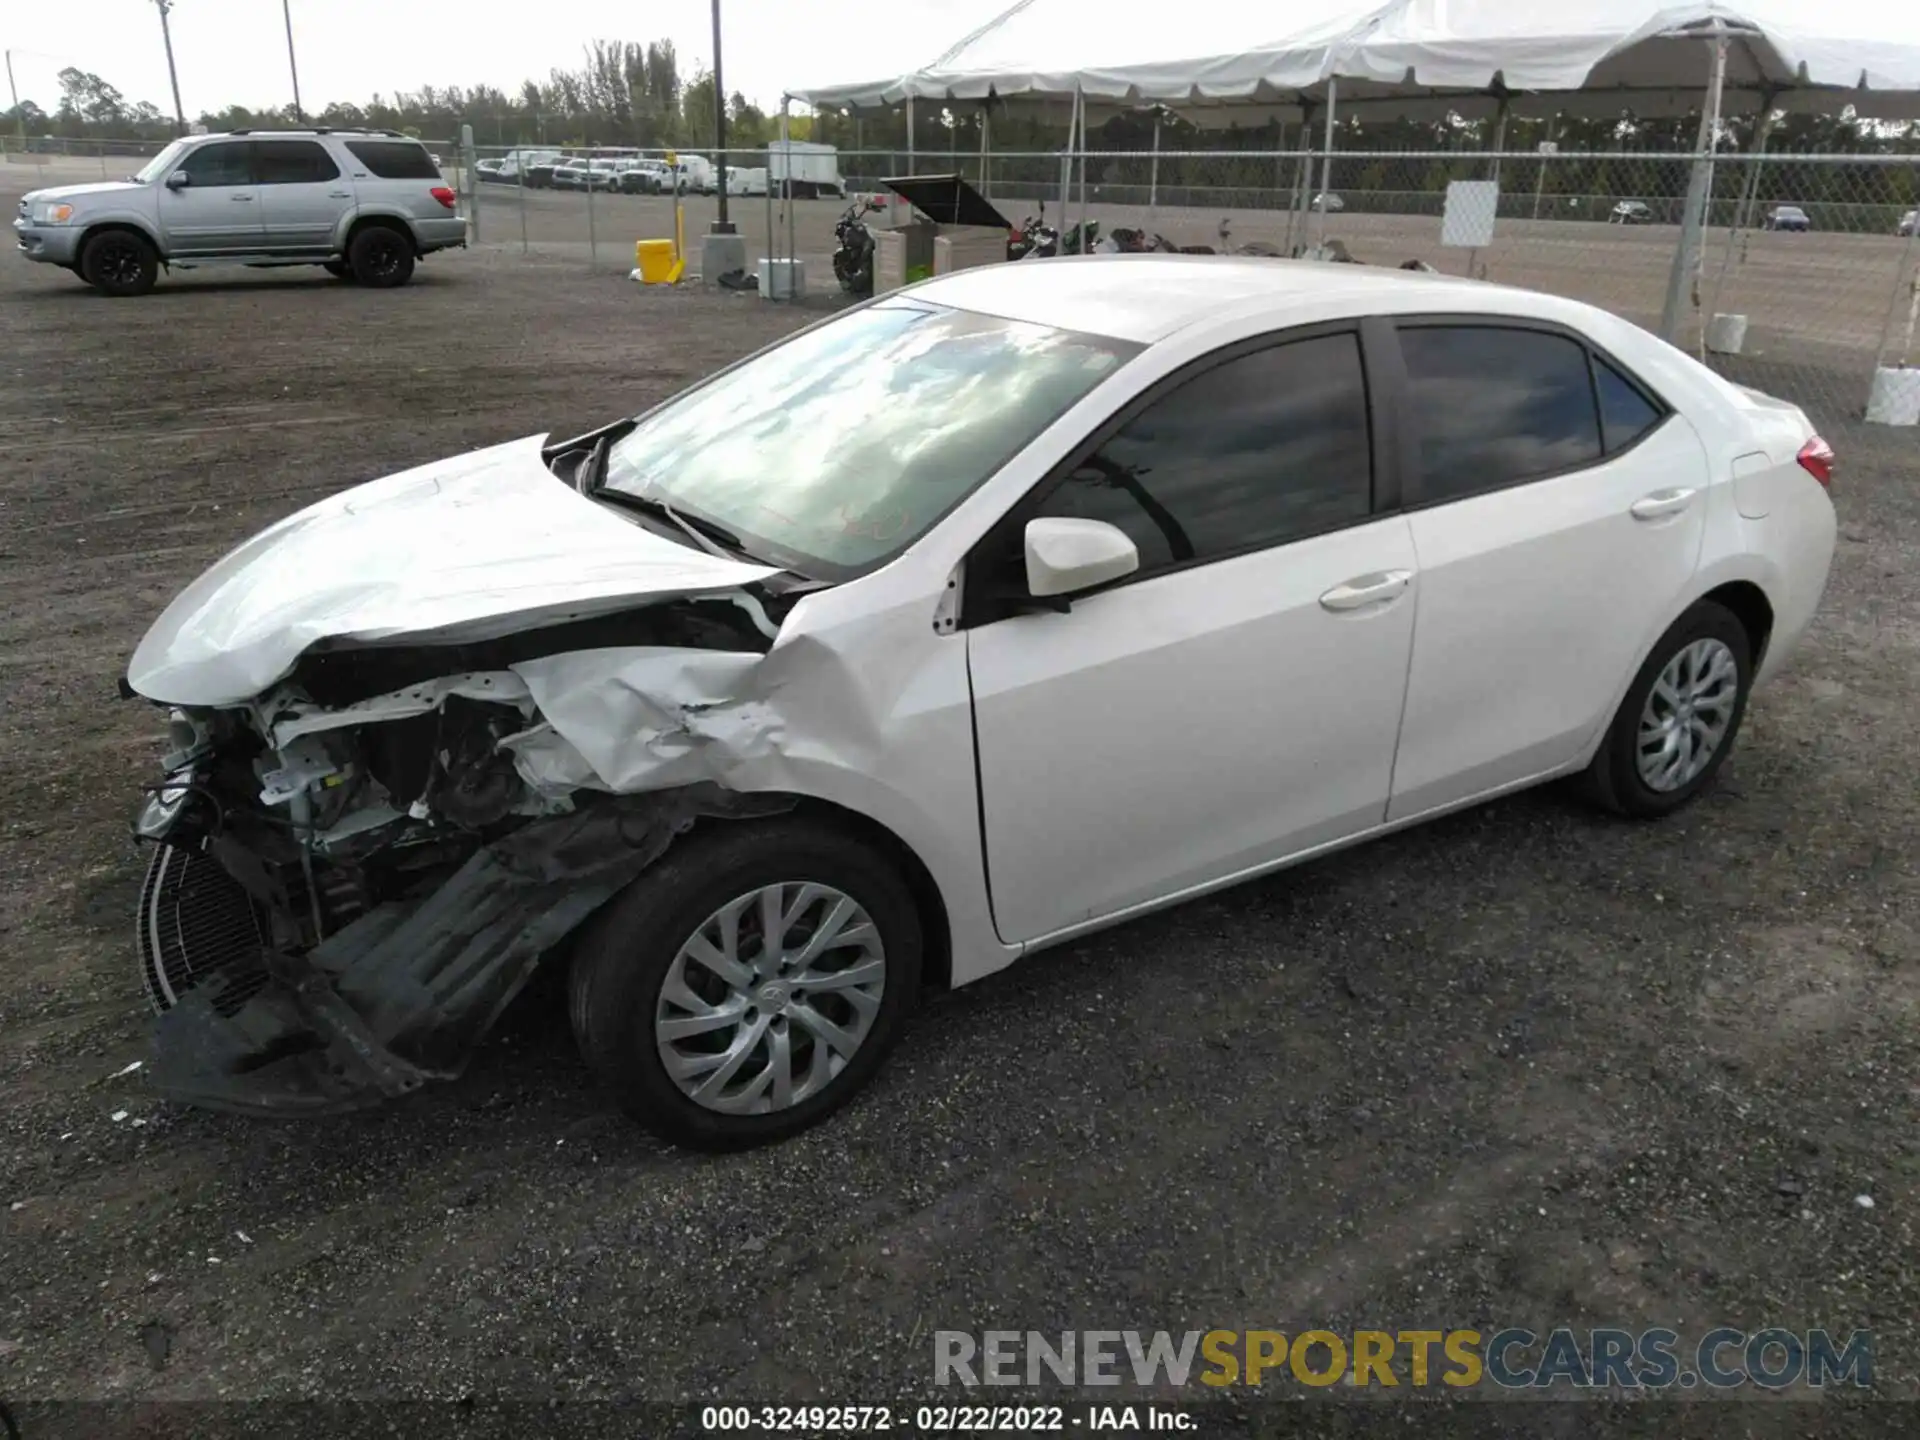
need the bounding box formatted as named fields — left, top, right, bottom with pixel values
left=135, top=591, right=800, bottom=1114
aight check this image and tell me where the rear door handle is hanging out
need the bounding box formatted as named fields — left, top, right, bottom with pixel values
left=1319, top=570, right=1413, bottom=613
left=328, top=190, right=351, bottom=198
left=230, top=194, right=254, bottom=203
left=1631, top=487, right=1697, bottom=521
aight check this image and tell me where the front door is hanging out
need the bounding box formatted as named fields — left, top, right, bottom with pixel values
left=965, top=328, right=1419, bottom=944
left=250, top=140, right=349, bottom=251
left=157, top=139, right=262, bottom=254
left=1383, top=322, right=1710, bottom=820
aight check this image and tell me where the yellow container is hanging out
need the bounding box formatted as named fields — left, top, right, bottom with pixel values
left=635, top=238, right=677, bottom=284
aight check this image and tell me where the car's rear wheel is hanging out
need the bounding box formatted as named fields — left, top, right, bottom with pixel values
left=1579, top=600, right=1753, bottom=818
left=79, top=229, right=159, bottom=297
left=347, top=225, right=415, bottom=287
left=569, top=817, right=922, bottom=1150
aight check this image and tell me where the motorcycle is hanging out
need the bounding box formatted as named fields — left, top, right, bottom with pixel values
left=832, top=195, right=888, bottom=296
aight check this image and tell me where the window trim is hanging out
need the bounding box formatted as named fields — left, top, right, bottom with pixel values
left=958, top=319, right=1394, bottom=629
left=248, top=139, right=341, bottom=186
left=1389, top=314, right=1675, bottom=512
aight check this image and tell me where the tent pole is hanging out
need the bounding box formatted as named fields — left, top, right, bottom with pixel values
left=980, top=105, right=990, bottom=195
left=1488, top=98, right=1509, bottom=184
left=1531, top=113, right=1559, bottom=220
left=907, top=96, right=916, bottom=173
left=1659, top=30, right=1728, bottom=343
left=1285, top=102, right=1314, bottom=254
left=783, top=97, right=796, bottom=287
left=1076, top=87, right=1088, bottom=247
left=1315, top=77, right=1338, bottom=248
left=1706, top=96, right=1780, bottom=321
left=1150, top=111, right=1161, bottom=216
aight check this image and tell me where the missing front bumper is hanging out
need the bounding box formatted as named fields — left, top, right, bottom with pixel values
left=144, top=786, right=792, bottom=1115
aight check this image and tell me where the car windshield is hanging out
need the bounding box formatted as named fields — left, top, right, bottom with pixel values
left=132, top=140, right=190, bottom=184
left=602, top=301, right=1138, bottom=578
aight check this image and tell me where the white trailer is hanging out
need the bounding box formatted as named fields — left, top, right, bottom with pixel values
left=767, top=141, right=844, bottom=200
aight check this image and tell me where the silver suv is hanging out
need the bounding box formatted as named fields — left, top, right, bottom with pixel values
left=13, top=129, right=467, bottom=296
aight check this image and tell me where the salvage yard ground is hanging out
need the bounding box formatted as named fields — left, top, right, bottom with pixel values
left=2, top=174, right=1919, bottom=1429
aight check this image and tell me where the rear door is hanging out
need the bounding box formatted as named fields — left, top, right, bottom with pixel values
left=1383, top=320, right=1709, bottom=821
left=157, top=140, right=262, bottom=254
left=250, top=139, right=348, bottom=251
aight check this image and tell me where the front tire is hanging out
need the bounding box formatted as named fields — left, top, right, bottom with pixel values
left=1580, top=600, right=1753, bottom=818
left=80, top=229, right=159, bottom=297
left=347, top=224, right=415, bottom=287
left=569, top=817, right=923, bottom=1150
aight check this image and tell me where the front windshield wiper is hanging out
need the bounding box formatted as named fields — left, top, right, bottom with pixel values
left=599, top=486, right=751, bottom=560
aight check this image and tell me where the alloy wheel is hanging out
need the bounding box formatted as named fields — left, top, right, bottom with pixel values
left=1636, top=637, right=1739, bottom=792
left=655, top=882, right=886, bottom=1115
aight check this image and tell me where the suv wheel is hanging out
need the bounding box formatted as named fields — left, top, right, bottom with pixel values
left=80, top=230, right=159, bottom=297
left=1579, top=600, right=1753, bottom=818
left=347, top=225, right=416, bottom=287
left=568, top=817, right=923, bottom=1150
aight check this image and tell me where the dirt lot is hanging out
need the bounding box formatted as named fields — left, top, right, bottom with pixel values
left=2, top=177, right=1918, bottom=1435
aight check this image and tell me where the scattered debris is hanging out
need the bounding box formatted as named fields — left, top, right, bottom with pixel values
left=235, top=1230, right=253, bottom=1245
left=1856, top=1194, right=1876, bottom=1210
left=110, top=1110, right=129, bottom=1123
left=7, top=1201, right=24, bottom=1212
left=109, top=1060, right=144, bottom=1079
left=0, top=1337, right=21, bottom=1357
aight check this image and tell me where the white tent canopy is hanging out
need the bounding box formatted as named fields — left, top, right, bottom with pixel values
left=788, top=0, right=1920, bottom=122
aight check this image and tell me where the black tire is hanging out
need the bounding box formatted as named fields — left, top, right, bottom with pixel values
left=79, top=229, right=159, bottom=297
left=347, top=224, right=415, bottom=287
left=323, top=260, right=355, bottom=280
left=1579, top=600, right=1753, bottom=819
left=569, top=816, right=923, bottom=1150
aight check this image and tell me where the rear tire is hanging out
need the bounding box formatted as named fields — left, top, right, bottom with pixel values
left=79, top=229, right=158, bottom=297
left=568, top=817, right=923, bottom=1150
left=1579, top=600, right=1753, bottom=819
left=347, top=225, right=415, bottom=287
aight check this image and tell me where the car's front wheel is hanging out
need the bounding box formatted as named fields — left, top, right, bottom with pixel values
left=569, top=817, right=923, bottom=1149
left=80, top=229, right=159, bottom=296
left=1580, top=600, right=1753, bottom=818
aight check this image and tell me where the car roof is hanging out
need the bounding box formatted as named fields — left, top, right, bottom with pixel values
left=907, top=255, right=1549, bottom=345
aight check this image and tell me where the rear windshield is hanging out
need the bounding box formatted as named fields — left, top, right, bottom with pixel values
left=343, top=140, right=440, bottom=179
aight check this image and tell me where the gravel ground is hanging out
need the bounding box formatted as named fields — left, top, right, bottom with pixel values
left=1, top=184, right=1917, bottom=1437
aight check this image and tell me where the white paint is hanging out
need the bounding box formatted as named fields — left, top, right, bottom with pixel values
left=1705, top=313, right=1749, bottom=355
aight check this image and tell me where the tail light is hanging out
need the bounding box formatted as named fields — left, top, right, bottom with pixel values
left=1796, top=435, right=1834, bottom=487
left=430, top=186, right=457, bottom=210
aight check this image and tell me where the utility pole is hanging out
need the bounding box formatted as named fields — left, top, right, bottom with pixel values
left=153, top=0, right=186, bottom=134
left=282, top=0, right=304, bottom=124
left=5, top=50, right=27, bottom=150
left=711, top=0, right=730, bottom=228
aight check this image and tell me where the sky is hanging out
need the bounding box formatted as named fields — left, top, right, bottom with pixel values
left=2, top=0, right=998, bottom=120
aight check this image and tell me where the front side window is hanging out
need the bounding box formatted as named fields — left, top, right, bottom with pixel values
left=1399, top=326, right=1603, bottom=500
left=134, top=140, right=190, bottom=184
left=251, top=141, right=339, bottom=185
left=1033, top=332, right=1373, bottom=573
left=602, top=301, right=1137, bottom=577
left=173, top=142, right=254, bottom=188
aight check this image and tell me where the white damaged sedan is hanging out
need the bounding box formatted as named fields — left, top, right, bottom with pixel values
left=128, top=257, right=1836, bottom=1148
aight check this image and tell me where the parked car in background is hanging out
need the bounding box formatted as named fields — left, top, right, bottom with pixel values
left=1764, top=205, right=1811, bottom=232
left=13, top=129, right=464, bottom=295
left=673, top=155, right=718, bottom=195
left=1609, top=201, right=1654, bottom=224
left=523, top=157, right=564, bottom=189
left=125, top=259, right=1836, bottom=1147
left=583, top=160, right=624, bottom=191
left=619, top=159, right=672, bottom=194
left=551, top=159, right=590, bottom=190
left=1898, top=209, right=1917, bottom=237
left=475, top=158, right=509, bottom=183
left=1310, top=192, right=1345, bottom=212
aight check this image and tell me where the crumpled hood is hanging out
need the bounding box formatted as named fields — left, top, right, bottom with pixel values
left=25, top=180, right=149, bottom=204
left=128, top=434, right=778, bottom=706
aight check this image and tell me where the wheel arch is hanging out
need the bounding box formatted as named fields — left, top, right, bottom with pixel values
left=341, top=209, right=419, bottom=255
left=77, top=219, right=164, bottom=261
left=1697, top=578, right=1775, bottom=671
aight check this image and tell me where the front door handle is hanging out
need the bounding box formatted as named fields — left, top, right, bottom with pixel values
left=1319, top=570, right=1413, bottom=613
left=1631, top=487, right=1697, bottom=521
left=230, top=194, right=255, bottom=202
left=328, top=190, right=351, bottom=198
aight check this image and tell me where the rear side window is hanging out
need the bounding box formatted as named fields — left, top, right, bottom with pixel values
left=251, top=141, right=338, bottom=185
left=344, top=140, right=440, bottom=179
left=1593, top=355, right=1664, bottom=453
left=174, top=142, right=253, bottom=187
left=1399, top=326, right=1602, bottom=500
left=1035, top=332, right=1373, bottom=571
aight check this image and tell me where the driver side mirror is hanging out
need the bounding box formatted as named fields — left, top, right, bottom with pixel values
left=164, top=171, right=190, bottom=190
left=1024, top=517, right=1138, bottom=599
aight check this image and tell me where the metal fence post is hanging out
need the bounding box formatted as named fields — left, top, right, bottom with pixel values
left=517, top=151, right=529, bottom=254
left=461, top=125, right=478, bottom=244
left=586, top=168, right=598, bottom=268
